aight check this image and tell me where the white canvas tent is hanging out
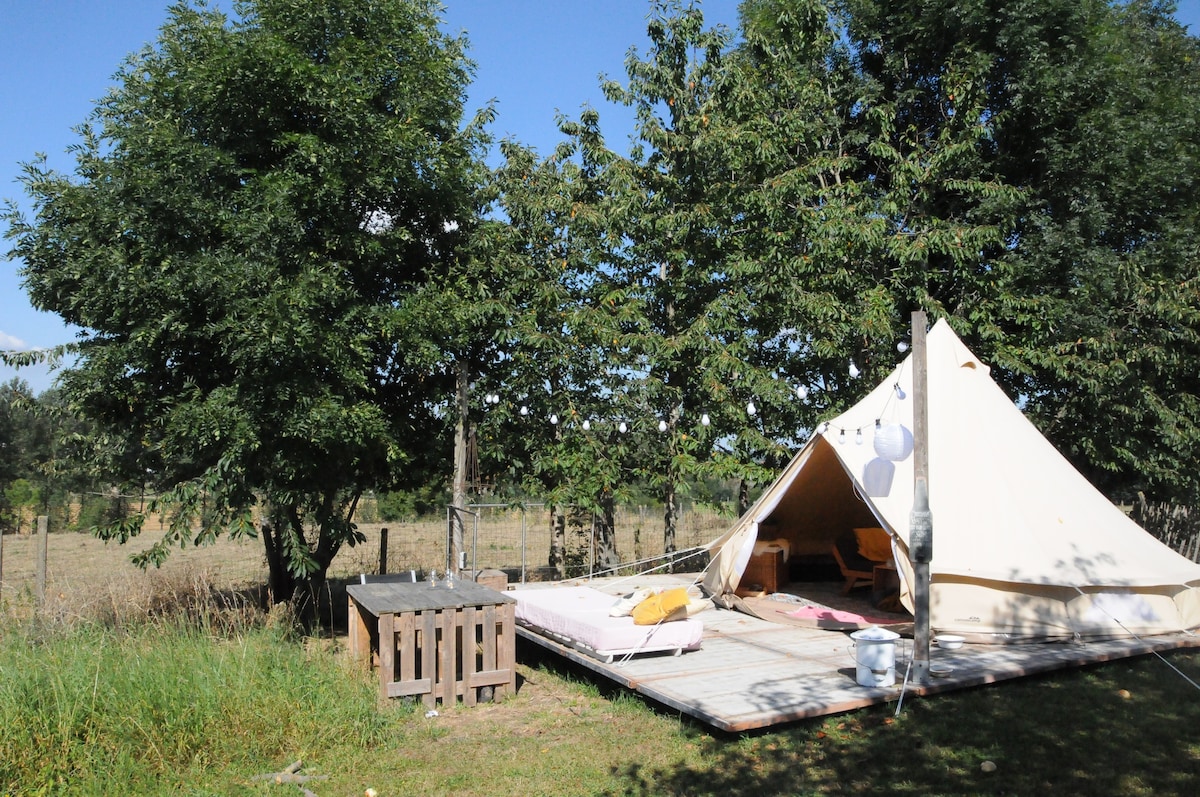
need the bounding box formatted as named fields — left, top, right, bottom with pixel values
left=703, top=319, right=1200, bottom=642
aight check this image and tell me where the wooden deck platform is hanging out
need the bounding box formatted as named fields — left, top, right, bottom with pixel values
left=514, top=574, right=1200, bottom=732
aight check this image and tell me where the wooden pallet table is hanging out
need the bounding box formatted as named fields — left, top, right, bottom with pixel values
left=347, top=579, right=516, bottom=707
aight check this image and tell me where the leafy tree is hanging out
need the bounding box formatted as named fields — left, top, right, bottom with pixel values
left=4, top=0, right=485, bottom=610
left=840, top=0, right=1200, bottom=503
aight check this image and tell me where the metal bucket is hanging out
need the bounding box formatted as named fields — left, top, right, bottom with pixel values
left=849, top=626, right=901, bottom=687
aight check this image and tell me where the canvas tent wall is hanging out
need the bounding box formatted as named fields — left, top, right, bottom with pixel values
left=703, top=319, right=1200, bottom=642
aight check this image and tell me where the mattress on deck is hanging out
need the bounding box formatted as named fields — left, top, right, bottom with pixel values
left=510, top=586, right=703, bottom=657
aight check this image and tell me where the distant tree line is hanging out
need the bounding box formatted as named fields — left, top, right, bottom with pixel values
left=4, top=0, right=1198, bottom=611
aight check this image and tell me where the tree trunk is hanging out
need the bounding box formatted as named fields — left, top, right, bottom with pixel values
left=738, top=478, right=750, bottom=517
left=663, top=479, right=678, bottom=572
left=548, top=503, right=566, bottom=579
left=593, top=491, right=620, bottom=574
left=261, top=519, right=296, bottom=605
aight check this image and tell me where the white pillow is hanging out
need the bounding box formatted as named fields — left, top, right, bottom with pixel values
left=609, top=587, right=657, bottom=617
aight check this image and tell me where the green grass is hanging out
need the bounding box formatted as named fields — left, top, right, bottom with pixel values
left=0, top=616, right=409, bottom=795
left=1, top=594, right=1197, bottom=796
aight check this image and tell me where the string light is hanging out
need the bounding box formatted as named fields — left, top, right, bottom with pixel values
left=795, top=385, right=808, bottom=400
left=897, top=341, right=909, bottom=353
left=701, top=413, right=710, bottom=427
left=549, top=413, right=559, bottom=425
left=838, top=428, right=846, bottom=444
left=582, top=419, right=591, bottom=431
left=821, top=421, right=830, bottom=434
left=894, top=383, right=907, bottom=400
left=519, top=405, right=529, bottom=416
left=658, top=419, right=668, bottom=432
left=855, top=428, right=863, bottom=445
left=848, top=362, right=861, bottom=379
left=746, top=400, right=757, bottom=417
left=618, top=421, right=628, bottom=433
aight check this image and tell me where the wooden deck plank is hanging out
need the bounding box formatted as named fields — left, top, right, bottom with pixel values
left=513, top=576, right=1200, bottom=732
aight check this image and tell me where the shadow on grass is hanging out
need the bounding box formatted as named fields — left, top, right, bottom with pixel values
left=601, top=651, right=1200, bottom=797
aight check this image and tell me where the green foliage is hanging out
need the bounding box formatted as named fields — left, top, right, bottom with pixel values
left=4, top=0, right=486, bottom=604
left=0, top=621, right=401, bottom=794
left=375, top=484, right=447, bottom=522
left=838, top=0, right=1200, bottom=502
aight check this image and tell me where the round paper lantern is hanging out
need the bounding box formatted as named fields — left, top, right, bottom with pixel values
left=873, top=423, right=914, bottom=461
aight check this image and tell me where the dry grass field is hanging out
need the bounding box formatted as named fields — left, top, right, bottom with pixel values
left=0, top=505, right=732, bottom=622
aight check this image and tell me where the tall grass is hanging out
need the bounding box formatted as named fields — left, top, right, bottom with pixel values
left=0, top=568, right=415, bottom=796
left=0, top=617, right=406, bottom=795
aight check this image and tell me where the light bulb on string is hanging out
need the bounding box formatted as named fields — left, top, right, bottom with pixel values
left=894, top=383, right=907, bottom=400
left=746, top=400, right=757, bottom=417
left=658, top=419, right=668, bottom=432
left=855, top=428, right=863, bottom=445
left=838, top=428, right=846, bottom=444
left=519, top=405, right=529, bottom=416
left=897, top=341, right=909, bottom=353
left=795, top=385, right=808, bottom=400
left=618, top=421, right=628, bottom=433
left=701, top=413, right=710, bottom=427
left=549, top=413, right=559, bottom=425
left=848, top=362, right=861, bottom=379
left=582, top=419, right=591, bottom=431
left=820, top=421, right=830, bottom=434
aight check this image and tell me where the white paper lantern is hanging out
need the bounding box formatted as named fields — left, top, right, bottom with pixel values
left=873, top=423, right=914, bottom=461
left=862, top=458, right=896, bottom=497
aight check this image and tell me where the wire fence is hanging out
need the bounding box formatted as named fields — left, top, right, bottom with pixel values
left=449, top=503, right=732, bottom=583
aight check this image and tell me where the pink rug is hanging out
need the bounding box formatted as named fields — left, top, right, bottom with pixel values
left=784, top=605, right=904, bottom=628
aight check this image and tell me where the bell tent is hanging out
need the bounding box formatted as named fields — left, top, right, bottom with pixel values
left=702, top=319, right=1200, bottom=642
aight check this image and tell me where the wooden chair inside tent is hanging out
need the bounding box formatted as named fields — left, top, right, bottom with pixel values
left=832, top=527, right=890, bottom=594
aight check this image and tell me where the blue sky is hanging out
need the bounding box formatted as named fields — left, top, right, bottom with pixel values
left=2, top=0, right=1198, bottom=394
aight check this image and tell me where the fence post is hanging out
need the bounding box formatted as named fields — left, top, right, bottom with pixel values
left=36, top=515, right=49, bottom=607
left=378, top=527, right=389, bottom=575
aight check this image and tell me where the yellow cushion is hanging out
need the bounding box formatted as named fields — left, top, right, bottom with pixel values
left=854, top=527, right=891, bottom=563
left=630, top=587, right=692, bottom=625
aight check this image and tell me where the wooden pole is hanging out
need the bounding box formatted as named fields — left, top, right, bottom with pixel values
left=449, top=360, right=468, bottom=575
left=909, top=311, right=933, bottom=685
left=378, top=527, right=389, bottom=575
left=36, top=515, right=49, bottom=608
